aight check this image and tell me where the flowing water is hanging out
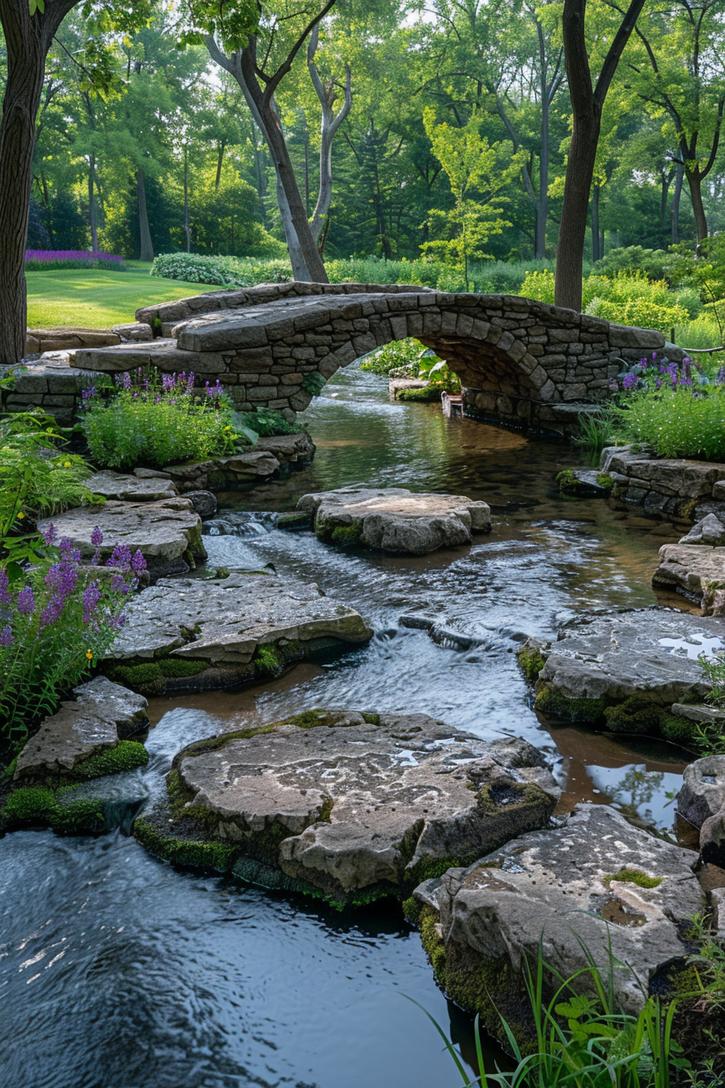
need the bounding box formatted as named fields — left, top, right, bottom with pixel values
left=0, top=364, right=690, bottom=1088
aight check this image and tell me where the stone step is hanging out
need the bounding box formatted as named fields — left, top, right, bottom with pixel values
left=74, top=339, right=202, bottom=373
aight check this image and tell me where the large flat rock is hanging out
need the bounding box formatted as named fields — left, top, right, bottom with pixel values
left=162, top=450, right=280, bottom=492
left=40, top=497, right=206, bottom=579
left=412, top=804, right=703, bottom=1029
left=13, top=677, right=148, bottom=783
left=295, top=486, right=492, bottom=555
left=140, top=711, right=558, bottom=905
left=87, top=470, right=178, bottom=502
left=104, top=572, right=372, bottom=694
left=532, top=607, right=725, bottom=739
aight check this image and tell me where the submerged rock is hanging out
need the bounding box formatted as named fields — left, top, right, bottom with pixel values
left=532, top=608, right=725, bottom=741
left=677, top=755, right=725, bottom=866
left=135, top=710, right=558, bottom=906
left=13, top=677, right=148, bottom=784
left=40, top=497, right=206, bottom=579
left=103, top=572, right=372, bottom=695
left=294, top=486, right=492, bottom=555
left=411, top=804, right=703, bottom=1034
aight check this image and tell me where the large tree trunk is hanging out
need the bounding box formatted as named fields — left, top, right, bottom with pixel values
left=590, top=183, right=602, bottom=262
left=555, top=110, right=599, bottom=310
left=0, top=15, right=46, bottom=361
left=686, top=168, right=708, bottom=243
left=136, top=168, right=154, bottom=262
left=536, top=98, right=550, bottom=259
left=671, top=161, right=683, bottom=244
left=307, top=28, right=351, bottom=252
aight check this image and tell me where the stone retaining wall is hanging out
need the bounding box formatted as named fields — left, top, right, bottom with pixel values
left=601, top=445, right=725, bottom=522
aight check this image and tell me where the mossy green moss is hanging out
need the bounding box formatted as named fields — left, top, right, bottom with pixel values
left=73, top=740, right=148, bottom=780
left=133, top=815, right=235, bottom=873
left=107, top=656, right=209, bottom=694
left=604, top=868, right=662, bottom=889
left=396, top=385, right=441, bottom=403
left=277, top=511, right=312, bottom=531
left=517, top=645, right=546, bottom=685
left=402, top=895, right=422, bottom=924
left=0, top=786, right=106, bottom=835
left=534, top=684, right=607, bottom=724
left=556, top=468, right=579, bottom=495
left=253, top=644, right=283, bottom=676
left=362, top=712, right=381, bottom=725
left=327, top=523, right=363, bottom=548
left=596, top=472, right=614, bottom=492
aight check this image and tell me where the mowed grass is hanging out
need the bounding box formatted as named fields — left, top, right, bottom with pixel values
left=26, top=263, right=218, bottom=329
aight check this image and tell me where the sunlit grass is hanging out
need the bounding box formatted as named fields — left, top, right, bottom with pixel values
left=26, top=264, right=218, bottom=329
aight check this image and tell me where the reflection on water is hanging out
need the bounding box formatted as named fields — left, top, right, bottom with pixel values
left=0, top=362, right=691, bottom=1088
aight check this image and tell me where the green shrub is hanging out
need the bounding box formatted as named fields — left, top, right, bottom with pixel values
left=361, top=338, right=429, bottom=376
left=611, top=385, right=725, bottom=461
left=234, top=408, right=301, bottom=437
left=81, top=370, right=252, bottom=471
left=0, top=411, right=99, bottom=568
left=151, top=252, right=292, bottom=288
left=592, top=245, right=675, bottom=283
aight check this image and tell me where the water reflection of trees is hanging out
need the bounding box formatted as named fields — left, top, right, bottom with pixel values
left=611, top=767, right=665, bottom=823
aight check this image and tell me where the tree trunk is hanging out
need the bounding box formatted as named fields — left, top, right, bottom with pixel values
left=88, top=152, right=99, bottom=251
left=307, top=30, right=352, bottom=250
left=535, top=102, right=549, bottom=259
left=686, top=168, right=708, bottom=243
left=214, top=139, right=225, bottom=190
left=0, top=18, right=46, bottom=362
left=136, top=168, right=154, bottom=263
left=671, top=161, right=683, bottom=244
left=555, top=110, right=599, bottom=309
left=591, top=183, right=601, bottom=262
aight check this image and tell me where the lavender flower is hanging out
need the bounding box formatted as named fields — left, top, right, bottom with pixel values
left=130, top=549, right=147, bottom=575
left=40, top=596, right=65, bottom=628
left=107, top=544, right=132, bottom=571
left=42, top=523, right=58, bottom=547
left=91, top=526, right=104, bottom=548
left=0, top=569, right=10, bottom=606
left=622, top=373, right=638, bottom=390
left=17, top=586, right=35, bottom=615
left=0, top=624, right=13, bottom=647
left=82, top=582, right=102, bottom=623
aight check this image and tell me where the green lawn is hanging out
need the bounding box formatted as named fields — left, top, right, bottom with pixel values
left=26, top=264, right=218, bottom=329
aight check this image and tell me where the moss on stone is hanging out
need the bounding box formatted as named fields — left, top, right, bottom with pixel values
left=402, top=895, right=422, bottom=924
left=53, top=799, right=107, bottom=836
left=596, top=472, right=614, bottom=492
left=107, top=661, right=164, bottom=693
left=660, top=713, right=694, bottom=745
left=73, top=740, right=148, bottom=780
left=604, top=868, right=662, bottom=889
left=160, top=658, right=209, bottom=679
left=534, top=684, right=607, bottom=724
left=0, top=786, right=58, bottom=830
left=604, top=697, right=663, bottom=735
left=328, top=523, right=363, bottom=549
left=253, top=644, right=283, bottom=677
left=133, top=815, right=235, bottom=874
left=517, top=645, right=546, bottom=685
left=556, top=468, right=579, bottom=495
left=362, top=712, right=381, bottom=725
left=277, top=511, right=312, bottom=531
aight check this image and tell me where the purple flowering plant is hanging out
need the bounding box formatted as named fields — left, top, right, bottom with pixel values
left=0, top=526, right=146, bottom=761
left=80, top=366, right=254, bottom=471
left=614, top=351, right=712, bottom=395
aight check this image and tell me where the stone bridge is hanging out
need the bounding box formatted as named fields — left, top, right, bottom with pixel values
left=27, top=282, right=683, bottom=435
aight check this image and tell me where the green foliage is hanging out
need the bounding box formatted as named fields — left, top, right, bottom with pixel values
left=418, top=942, right=688, bottom=1087
left=73, top=740, right=148, bottom=779
left=604, top=869, right=662, bottom=889
left=610, top=386, right=725, bottom=461
left=234, top=408, right=301, bottom=437
left=253, top=644, right=283, bottom=676
left=302, top=373, right=327, bottom=397
left=81, top=371, right=251, bottom=470
left=151, top=252, right=292, bottom=287
left=361, top=338, right=428, bottom=376
left=0, top=411, right=99, bottom=568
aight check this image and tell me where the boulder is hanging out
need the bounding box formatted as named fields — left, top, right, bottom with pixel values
left=255, top=431, right=316, bottom=467
left=412, top=804, right=703, bottom=1030
left=86, top=470, right=178, bottom=502
left=104, top=572, right=372, bottom=695
left=139, top=710, right=558, bottom=905
left=295, top=486, right=492, bottom=555
left=677, top=755, right=725, bottom=866
left=13, top=677, right=148, bottom=783
left=162, top=450, right=280, bottom=492
left=184, top=489, right=218, bottom=519
left=111, top=322, right=153, bottom=342
left=653, top=535, right=725, bottom=616
left=533, top=608, right=725, bottom=740
left=680, top=514, right=725, bottom=547
left=40, top=496, right=206, bottom=579
left=556, top=468, right=613, bottom=497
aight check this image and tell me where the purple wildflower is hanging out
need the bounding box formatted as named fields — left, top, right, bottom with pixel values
left=40, top=596, right=65, bottom=628
left=45, top=560, right=78, bottom=598
left=622, top=373, right=638, bottom=391
left=110, top=573, right=131, bottom=594
left=0, top=625, right=13, bottom=647
left=17, top=586, right=35, bottom=615
left=81, top=385, right=97, bottom=402
left=42, top=523, right=58, bottom=547
left=91, top=526, right=104, bottom=548
left=0, top=569, right=10, bottom=606
left=130, top=549, right=147, bottom=575
left=107, top=544, right=132, bottom=571
left=82, top=582, right=102, bottom=623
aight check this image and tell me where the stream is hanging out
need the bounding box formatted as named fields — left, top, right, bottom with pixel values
left=0, top=364, right=691, bottom=1088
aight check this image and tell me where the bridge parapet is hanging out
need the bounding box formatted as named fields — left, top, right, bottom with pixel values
left=70, top=282, right=682, bottom=437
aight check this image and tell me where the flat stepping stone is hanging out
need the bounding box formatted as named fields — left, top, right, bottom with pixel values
left=87, top=470, right=178, bottom=502
left=40, top=497, right=205, bottom=579
left=103, top=572, right=372, bottom=695
left=136, top=711, right=558, bottom=905
left=13, top=677, right=148, bottom=784
left=255, top=431, right=315, bottom=467
left=163, top=450, right=280, bottom=492
left=677, top=754, right=725, bottom=866
left=411, top=804, right=703, bottom=1031
left=294, top=486, right=492, bottom=555
left=73, top=339, right=204, bottom=373
left=529, top=607, right=725, bottom=740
